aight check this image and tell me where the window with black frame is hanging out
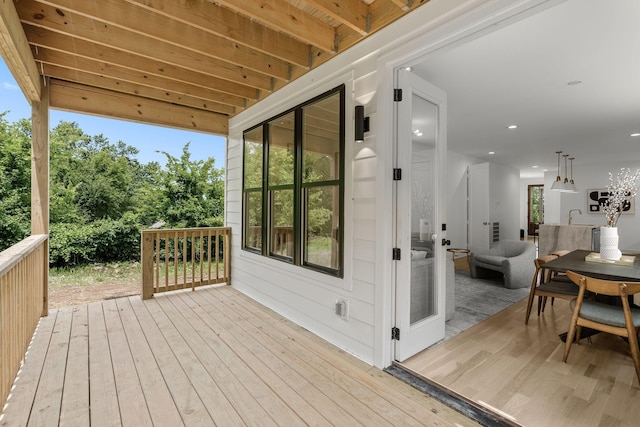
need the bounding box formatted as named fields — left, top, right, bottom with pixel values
left=242, top=85, right=344, bottom=277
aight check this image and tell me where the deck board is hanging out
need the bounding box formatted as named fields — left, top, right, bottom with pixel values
left=1, top=286, right=479, bottom=427
left=114, top=297, right=184, bottom=426
left=127, top=296, right=215, bottom=426
left=27, top=307, right=72, bottom=427
left=87, top=301, right=121, bottom=427
left=59, top=305, right=90, bottom=426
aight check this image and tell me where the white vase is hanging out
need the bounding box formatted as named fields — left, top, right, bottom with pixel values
left=419, top=219, right=429, bottom=242
left=600, top=226, right=622, bottom=260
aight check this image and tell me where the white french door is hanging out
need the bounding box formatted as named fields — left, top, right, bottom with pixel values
left=393, top=69, right=448, bottom=362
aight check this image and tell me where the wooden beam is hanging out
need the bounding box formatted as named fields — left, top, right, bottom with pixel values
left=304, top=0, right=369, bottom=35
left=388, top=0, right=412, bottom=12
left=44, top=68, right=237, bottom=116
left=33, top=46, right=250, bottom=108
left=31, top=77, right=49, bottom=236
left=306, top=0, right=430, bottom=69
left=16, top=1, right=274, bottom=91
left=35, top=0, right=291, bottom=81
left=31, top=77, right=50, bottom=316
left=212, top=0, right=336, bottom=53
left=49, top=80, right=229, bottom=135
left=25, top=25, right=264, bottom=96
left=124, top=0, right=310, bottom=68
left=0, top=0, right=41, bottom=102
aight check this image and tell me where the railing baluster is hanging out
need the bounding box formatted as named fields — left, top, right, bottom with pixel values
left=173, top=231, right=178, bottom=289
left=207, top=228, right=212, bottom=283
left=0, top=235, right=48, bottom=410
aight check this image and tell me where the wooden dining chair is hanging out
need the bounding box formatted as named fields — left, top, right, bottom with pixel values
left=563, top=271, right=640, bottom=384
left=524, top=255, right=582, bottom=324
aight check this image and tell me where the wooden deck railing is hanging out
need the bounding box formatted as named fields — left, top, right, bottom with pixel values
left=141, top=227, right=231, bottom=299
left=0, top=234, right=49, bottom=408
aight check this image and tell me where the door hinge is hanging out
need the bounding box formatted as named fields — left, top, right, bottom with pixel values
left=392, top=247, right=401, bottom=260
left=393, top=168, right=402, bottom=181
left=394, top=88, right=403, bottom=102
left=392, top=327, right=400, bottom=340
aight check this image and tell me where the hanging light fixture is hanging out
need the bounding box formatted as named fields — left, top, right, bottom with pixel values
left=567, top=157, right=577, bottom=193
left=562, top=154, right=570, bottom=190
left=550, top=151, right=564, bottom=191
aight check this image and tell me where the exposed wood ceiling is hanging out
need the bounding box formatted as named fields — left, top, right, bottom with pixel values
left=3, top=0, right=430, bottom=135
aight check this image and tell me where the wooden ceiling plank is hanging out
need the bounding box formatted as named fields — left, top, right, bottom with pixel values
left=306, top=0, right=429, bottom=69
left=212, top=0, right=336, bottom=53
left=43, top=65, right=236, bottom=115
left=49, top=79, right=229, bottom=135
left=388, top=0, right=412, bottom=11
left=24, top=24, right=260, bottom=98
left=34, top=47, right=247, bottom=108
left=0, top=0, right=41, bottom=102
left=36, top=0, right=291, bottom=81
left=16, top=1, right=274, bottom=91
left=304, top=0, right=369, bottom=35
left=123, top=0, right=310, bottom=68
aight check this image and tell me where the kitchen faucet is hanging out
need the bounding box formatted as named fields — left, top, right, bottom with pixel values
left=568, top=209, right=582, bottom=225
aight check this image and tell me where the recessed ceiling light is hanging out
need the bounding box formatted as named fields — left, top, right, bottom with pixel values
left=631, top=133, right=640, bottom=137
left=404, top=67, right=412, bottom=72
left=567, top=80, right=582, bottom=86
left=488, top=151, right=495, bottom=155
left=507, top=125, right=518, bottom=129
left=532, top=165, right=539, bottom=168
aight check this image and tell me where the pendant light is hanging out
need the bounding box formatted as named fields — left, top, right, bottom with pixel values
left=550, top=151, right=564, bottom=191
left=567, top=157, right=577, bottom=193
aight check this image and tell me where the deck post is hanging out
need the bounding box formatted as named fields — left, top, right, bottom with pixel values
left=31, top=77, right=50, bottom=316
left=141, top=231, right=155, bottom=299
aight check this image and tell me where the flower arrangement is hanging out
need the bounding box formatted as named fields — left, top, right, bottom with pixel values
left=603, top=168, right=640, bottom=227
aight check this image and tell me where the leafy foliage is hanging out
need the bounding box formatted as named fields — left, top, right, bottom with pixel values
left=0, top=114, right=225, bottom=263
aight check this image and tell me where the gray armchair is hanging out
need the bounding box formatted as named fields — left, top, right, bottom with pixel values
left=469, top=240, right=536, bottom=289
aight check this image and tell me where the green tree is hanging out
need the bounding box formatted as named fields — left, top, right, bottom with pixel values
left=156, top=143, right=224, bottom=228
left=0, top=114, right=31, bottom=250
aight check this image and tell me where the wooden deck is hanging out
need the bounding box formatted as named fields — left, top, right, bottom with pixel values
left=0, top=285, right=477, bottom=427
left=402, top=297, right=640, bottom=427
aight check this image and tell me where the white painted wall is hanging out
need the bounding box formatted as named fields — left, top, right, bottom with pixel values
left=226, top=0, right=563, bottom=368
left=544, top=159, right=640, bottom=251
left=489, top=163, right=522, bottom=241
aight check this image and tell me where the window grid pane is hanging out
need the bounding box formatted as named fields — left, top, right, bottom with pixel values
left=270, top=189, right=294, bottom=259
left=304, top=185, right=339, bottom=270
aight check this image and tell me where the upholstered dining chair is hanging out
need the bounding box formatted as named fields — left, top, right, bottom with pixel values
left=563, top=271, right=640, bottom=384
left=524, top=255, right=582, bottom=324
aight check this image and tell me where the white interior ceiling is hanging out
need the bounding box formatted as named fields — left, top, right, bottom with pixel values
left=412, top=0, right=640, bottom=178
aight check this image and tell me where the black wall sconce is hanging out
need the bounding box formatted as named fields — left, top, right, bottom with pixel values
left=354, top=105, right=370, bottom=143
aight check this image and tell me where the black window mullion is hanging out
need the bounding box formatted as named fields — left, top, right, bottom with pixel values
left=337, top=86, right=346, bottom=277
left=262, top=123, right=269, bottom=256
left=293, top=108, right=303, bottom=266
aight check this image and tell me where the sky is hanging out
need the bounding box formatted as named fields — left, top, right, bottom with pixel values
left=0, top=60, right=227, bottom=168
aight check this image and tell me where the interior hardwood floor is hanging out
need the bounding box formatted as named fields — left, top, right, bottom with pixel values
left=402, top=297, right=640, bottom=427
left=0, top=285, right=479, bottom=427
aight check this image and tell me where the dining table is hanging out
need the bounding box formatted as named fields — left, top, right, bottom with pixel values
left=542, top=249, right=640, bottom=281
left=541, top=249, right=640, bottom=342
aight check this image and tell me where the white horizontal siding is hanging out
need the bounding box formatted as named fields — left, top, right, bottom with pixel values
left=224, top=66, right=382, bottom=364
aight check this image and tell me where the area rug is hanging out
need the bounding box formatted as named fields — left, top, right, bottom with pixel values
left=445, top=270, right=530, bottom=340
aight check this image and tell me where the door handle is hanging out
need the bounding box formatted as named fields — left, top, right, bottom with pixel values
left=441, top=239, right=451, bottom=246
